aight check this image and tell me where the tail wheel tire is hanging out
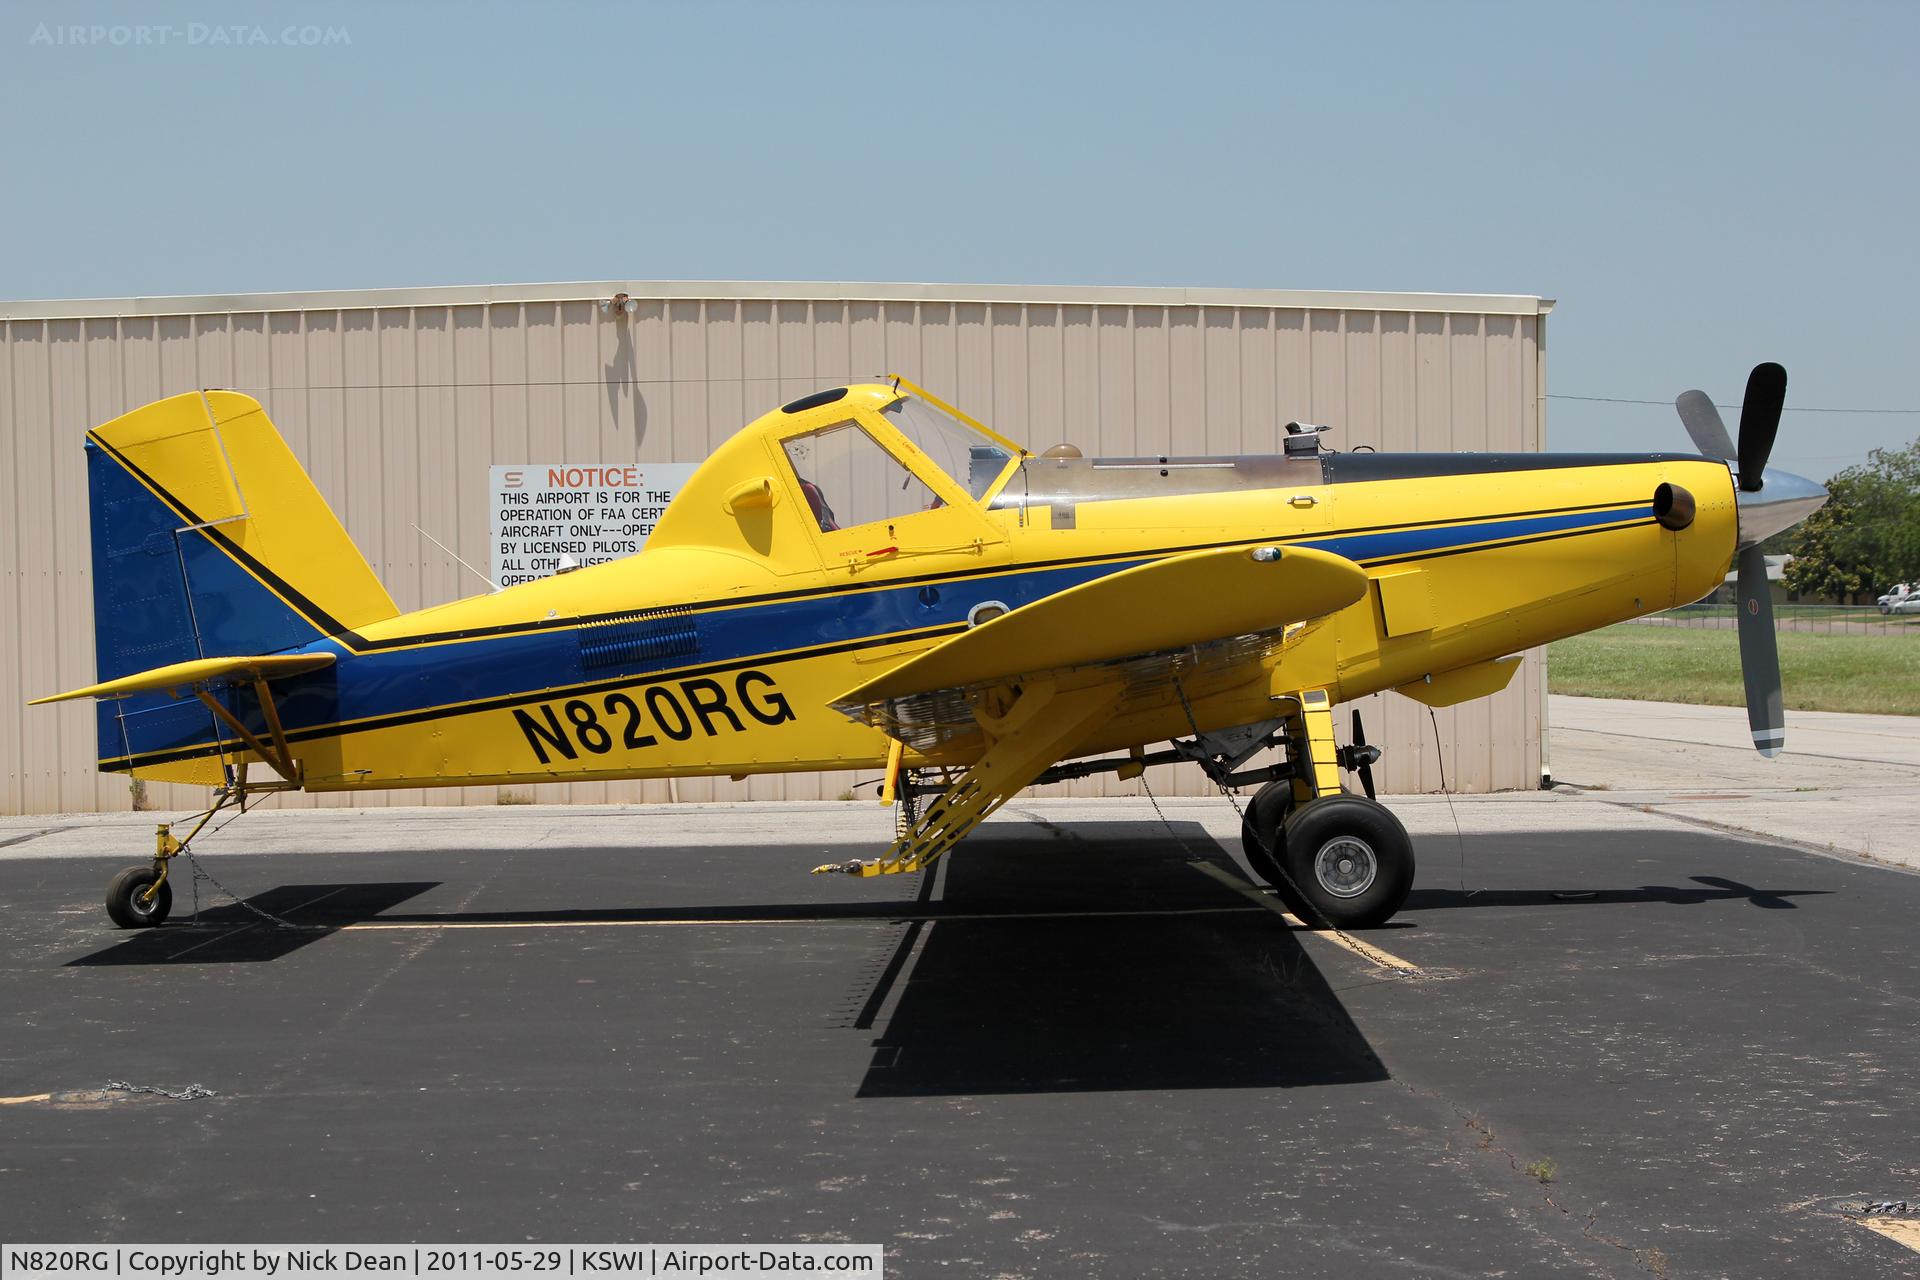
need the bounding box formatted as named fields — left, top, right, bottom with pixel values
left=1280, top=795, right=1415, bottom=929
left=106, top=865, right=172, bottom=929
left=1240, top=780, right=1294, bottom=889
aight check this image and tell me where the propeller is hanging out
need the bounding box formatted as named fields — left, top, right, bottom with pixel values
left=1736, top=362, right=1788, bottom=491
left=1675, top=388, right=1735, bottom=461
left=1672, top=362, right=1798, bottom=756
left=1339, top=708, right=1380, bottom=799
left=1735, top=544, right=1786, bottom=757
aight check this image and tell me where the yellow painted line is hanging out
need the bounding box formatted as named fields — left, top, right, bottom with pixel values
left=339, top=905, right=1264, bottom=933
left=1306, top=922, right=1425, bottom=978
left=1856, top=1217, right=1920, bottom=1255
left=0, top=1094, right=53, bottom=1106
left=1187, top=860, right=1425, bottom=977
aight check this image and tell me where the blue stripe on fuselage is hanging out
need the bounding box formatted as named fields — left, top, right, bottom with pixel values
left=1300, top=503, right=1648, bottom=564
left=135, top=557, right=1134, bottom=761
left=111, top=502, right=1651, bottom=763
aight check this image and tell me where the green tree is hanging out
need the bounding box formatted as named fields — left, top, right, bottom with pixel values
left=1846, top=439, right=1920, bottom=581
left=1778, top=438, right=1920, bottom=600
left=1781, top=469, right=1877, bottom=601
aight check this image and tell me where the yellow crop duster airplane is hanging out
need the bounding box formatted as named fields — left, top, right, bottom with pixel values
left=37, top=368, right=1826, bottom=933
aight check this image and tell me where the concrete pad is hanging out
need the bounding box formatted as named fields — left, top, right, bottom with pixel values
left=0, top=790, right=1688, bottom=863
left=1549, top=694, right=1920, bottom=871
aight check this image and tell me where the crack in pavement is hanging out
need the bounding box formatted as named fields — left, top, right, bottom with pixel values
left=1398, top=1079, right=1674, bottom=1277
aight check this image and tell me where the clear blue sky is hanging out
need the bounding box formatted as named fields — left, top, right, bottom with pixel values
left=4, top=0, right=1914, bottom=477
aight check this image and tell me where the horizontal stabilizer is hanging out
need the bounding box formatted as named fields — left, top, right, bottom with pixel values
left=31, top=653, right=335, bottom=705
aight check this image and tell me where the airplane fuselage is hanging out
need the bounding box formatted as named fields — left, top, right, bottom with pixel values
left=102, top=426, right=1737, bottom=791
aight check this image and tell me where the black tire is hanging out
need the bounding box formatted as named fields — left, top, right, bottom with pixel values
left=1280, top=795, right=1414, bottom=929
left=1240, top=780, right=1294, bottom=888
left=106, top=865, right=171, bottom=929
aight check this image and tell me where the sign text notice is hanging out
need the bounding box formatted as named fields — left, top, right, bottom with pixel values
left=490, top=464, right=698, bottom=587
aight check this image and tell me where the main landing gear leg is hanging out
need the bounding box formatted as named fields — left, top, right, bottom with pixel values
left=1241, top=690, right=1415, bottom=929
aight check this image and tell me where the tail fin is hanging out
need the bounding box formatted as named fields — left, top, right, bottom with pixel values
left=83, top=391, right=396, bottom=780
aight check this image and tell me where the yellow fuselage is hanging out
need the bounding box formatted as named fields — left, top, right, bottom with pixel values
left=101, top=386, right=1738, bottom=791
left=282, top=466, right=1732, bottom=791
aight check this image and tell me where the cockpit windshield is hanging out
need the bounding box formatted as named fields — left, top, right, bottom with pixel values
left=879, top=396, right=1016, bottom=501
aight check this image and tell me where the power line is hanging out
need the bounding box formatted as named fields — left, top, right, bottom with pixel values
left=1549, top=393, right=1919, bottom=415
left=214, top=377, right=1920, bottom=416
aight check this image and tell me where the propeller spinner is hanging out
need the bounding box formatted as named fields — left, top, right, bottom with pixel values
left=1672, top=363, right=1827, bottom=757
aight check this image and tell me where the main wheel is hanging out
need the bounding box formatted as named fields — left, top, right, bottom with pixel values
left=106, top=864, right=172, bottom=929
left=1280, top=795, right=1414, bottom=929
left=1240, top=780, right=1294, bottom=888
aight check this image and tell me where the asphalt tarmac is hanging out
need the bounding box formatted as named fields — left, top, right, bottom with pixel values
left=2, top=797, right=1917, bottom=1277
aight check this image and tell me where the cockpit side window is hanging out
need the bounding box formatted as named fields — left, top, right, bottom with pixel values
left=780, top=421, right=937, bottom=534
left=879, top=397, right=1014, bottom=501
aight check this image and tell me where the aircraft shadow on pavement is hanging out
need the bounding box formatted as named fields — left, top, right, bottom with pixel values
left=854, top=821, right=1389, bottom=1099
left=66, top=882, right=439, bottom=966
left=1404, top=874, right=1830, bottom=913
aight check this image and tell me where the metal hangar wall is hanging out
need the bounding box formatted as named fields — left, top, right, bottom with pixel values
left=0, top=281, right=1553, bottom=814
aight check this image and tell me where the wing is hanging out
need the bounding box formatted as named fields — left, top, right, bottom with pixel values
left=816, top=543, right=1368, bottom=878
left=832, top=543, right=1368, bottom=750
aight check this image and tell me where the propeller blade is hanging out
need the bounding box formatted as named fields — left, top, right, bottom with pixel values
left=1736, top=362, right=1787, bottom=491
left=1350, top=709, right=1376, bottom=800
left=1676, top=390, right=1736, bottom=461
left=1736, top=545, right=1785, bottom=756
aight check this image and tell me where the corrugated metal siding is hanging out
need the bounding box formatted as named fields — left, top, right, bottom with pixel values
left=1, top=287, right=1546, bottom=815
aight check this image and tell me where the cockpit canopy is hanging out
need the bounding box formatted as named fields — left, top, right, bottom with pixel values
left=775, top=385, right=1021, bottom=535
left=877, top=396, right=1016, bottom=501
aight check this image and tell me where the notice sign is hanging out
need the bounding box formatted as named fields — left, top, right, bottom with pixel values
left=490, top=463, right=700, bottom=587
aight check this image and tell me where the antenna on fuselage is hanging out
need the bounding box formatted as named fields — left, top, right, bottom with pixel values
left=412, top=522, right=502, bottom=593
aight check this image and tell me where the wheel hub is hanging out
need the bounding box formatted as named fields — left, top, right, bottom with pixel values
left=1313, top=835, right=1378, bottom=898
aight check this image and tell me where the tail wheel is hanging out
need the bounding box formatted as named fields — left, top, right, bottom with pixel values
left=106, top=864, right=172, bottom=929
left=1280, top=794, right=1415, bottom=929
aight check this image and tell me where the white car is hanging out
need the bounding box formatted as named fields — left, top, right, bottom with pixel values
left=1880, top=584, right=1914, bottom=613
left=1890, top=594, right=1920, bottom=616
